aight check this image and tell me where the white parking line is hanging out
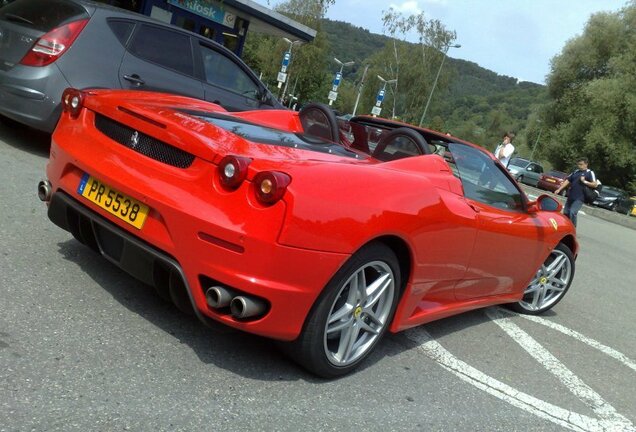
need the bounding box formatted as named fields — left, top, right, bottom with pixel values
left=506, top=310, right=636, bottom=373
left=486, top=308, right=634, bottom=429
left=405, top=309, right=636, bottom=432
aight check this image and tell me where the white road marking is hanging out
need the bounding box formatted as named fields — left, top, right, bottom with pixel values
left=501, top=309, right=636, bottom=373
left=486, top=308, right=634, bottom=430
left=405, top=309, right=636, bottom=432
left=406, top=328, right=617, bottom=431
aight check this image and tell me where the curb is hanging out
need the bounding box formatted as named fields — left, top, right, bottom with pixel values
left=520, top=184, right=636, bottom=231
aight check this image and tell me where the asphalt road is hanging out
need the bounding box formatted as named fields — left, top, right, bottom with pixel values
left=1, top=119, right=635, bottom=432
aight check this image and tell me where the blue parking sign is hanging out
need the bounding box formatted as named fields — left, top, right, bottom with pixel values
left=332, top=72, right=342, bottom=87
left=282, top=52, right=291, bottom=67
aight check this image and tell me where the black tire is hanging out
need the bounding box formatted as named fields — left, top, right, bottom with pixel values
left=508, top=243, right=575, bottom=315
left=283, top=242, right=401, bottom=378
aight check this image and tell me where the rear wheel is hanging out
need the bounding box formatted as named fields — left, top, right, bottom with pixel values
left=284, top=243, right=401, bottom=378
left=508, top=243, right=574, bottom=314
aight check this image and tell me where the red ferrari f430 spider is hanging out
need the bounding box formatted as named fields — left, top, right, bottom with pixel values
left=40, top=89, right=578, bottom=377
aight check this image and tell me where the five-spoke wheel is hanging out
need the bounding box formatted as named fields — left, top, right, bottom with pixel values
left=510, top=243, right=575, bottom=314
left=284, top=243, right=400, bottom=378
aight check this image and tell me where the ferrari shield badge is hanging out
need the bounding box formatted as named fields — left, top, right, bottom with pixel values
left=549, top=218, right=558, bottom=231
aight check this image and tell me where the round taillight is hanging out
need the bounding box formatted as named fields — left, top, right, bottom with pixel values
left=253, top=171, right=291, bottom=206
left=61, top=88, right=84, bottom=119
left=218, top=155, right=251, bottom=190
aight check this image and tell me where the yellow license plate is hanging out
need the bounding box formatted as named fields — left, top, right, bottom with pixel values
left=547, top=178, right=556, bottom=183
left=77, top=174, right=149, bottom=229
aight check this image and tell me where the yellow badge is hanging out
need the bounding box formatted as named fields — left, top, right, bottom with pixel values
left=549, top=218, right=558, bottom=231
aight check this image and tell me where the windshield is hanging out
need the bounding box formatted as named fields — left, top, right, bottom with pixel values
left=601, top=187, right=623, bottom=198
left=508, top=158, right=529, bottom=168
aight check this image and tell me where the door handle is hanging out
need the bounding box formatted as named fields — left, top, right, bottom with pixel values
left=467, top=202, right=481, bottom=213
left=123, top=74, right=145, bottom=86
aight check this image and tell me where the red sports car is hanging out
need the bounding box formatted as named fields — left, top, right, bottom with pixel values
left=40, top=89, right=578, bottom=377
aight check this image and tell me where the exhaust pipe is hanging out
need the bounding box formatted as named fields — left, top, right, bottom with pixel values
left=38, top=180, right=52, bottom=202
left=230, top=296, right=267, bottom=319
left=205, top=285, right=234, bottom=308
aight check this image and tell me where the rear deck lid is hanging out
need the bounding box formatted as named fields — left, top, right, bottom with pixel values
left=0, top=0, right=89, bottom=69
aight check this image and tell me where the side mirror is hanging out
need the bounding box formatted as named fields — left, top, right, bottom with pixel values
left=528, top=194, right=562, bottom=213
left=258, top=89, right=272, bottom=105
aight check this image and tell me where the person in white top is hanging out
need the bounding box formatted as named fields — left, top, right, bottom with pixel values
left=494, top=132, right=515, bottom=167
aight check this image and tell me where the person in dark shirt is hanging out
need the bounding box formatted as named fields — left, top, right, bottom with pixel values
left=554, top=157, right=598, bottom=227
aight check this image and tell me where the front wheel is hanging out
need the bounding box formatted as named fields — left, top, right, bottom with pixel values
left=508, top=243, right=575, bottom=315
left=284, top=243, right=401, bottom=378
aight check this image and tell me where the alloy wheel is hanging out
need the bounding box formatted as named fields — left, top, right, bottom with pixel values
left=518, top=248, right=572, bottom=312
left=323, top=261, right=395, bottom=366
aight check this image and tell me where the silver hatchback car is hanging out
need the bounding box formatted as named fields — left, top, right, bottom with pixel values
left=0, top=0, right=280, bottom=132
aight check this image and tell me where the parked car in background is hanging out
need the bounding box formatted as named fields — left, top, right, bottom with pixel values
left=592, top=186, right=634, bottom=214
left=537, top=170, right=568, bottom=194
left=506, top=157, right=544, bottom=187
left=0, top=0, right=281, bottom=133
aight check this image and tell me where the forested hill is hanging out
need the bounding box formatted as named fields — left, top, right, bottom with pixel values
left=322, top=19, right=548, bottom=148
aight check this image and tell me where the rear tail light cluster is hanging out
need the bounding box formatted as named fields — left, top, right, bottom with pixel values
left=20, top=19, right=89, bottom=67
left=217, top=156, right=291, bottom=206
left=61, top=88, right=84, bottom=119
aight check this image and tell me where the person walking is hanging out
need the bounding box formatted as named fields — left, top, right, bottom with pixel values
left=554, top=157, right=598, bottom=227
left=494, top=132, right=515, bottom=167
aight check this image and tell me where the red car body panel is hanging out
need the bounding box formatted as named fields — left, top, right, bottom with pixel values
left=45, top=90, right=578, bottom=340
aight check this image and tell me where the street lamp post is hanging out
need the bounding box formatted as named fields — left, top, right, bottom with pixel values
left=278, top=37, right=302, bottom=101
left=328, top=57, right=354, bottom=106
left=352, top=64, right=369, bottom=116
left=372, top=75, right=397, bottom=117
left=418, top=43, right=461, bottom=127
left=529, top=121, right=542, bottom=160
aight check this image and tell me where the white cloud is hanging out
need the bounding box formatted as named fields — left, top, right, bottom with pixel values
left=388, top=0, right=422, bottom=15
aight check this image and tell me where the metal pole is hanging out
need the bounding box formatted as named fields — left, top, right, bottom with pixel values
left=329, top=64, right=343, bottom=106
left=352, top=65, right=369, bottom=116
left=529, top=127, right=542, bottom=160
left=281, top=47, right=293, bottom=102
left=418, top=46, right=448, bottom=127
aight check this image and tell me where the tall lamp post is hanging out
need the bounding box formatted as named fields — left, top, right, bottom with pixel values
left=352, top=64, right=369, bottom=116
left=529, top=120, right=542, bottom=160
left=372, top=75, right=397, bottom=117
left=418, top=43, right=461, bottom=127
left=278, top=37, right=302, bottom=101
left=328, top=57, right=354, bottom=106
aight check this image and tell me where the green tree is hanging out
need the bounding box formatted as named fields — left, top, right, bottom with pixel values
left=543, top=2, right=636, bottom=193
left=242, top=0, right=334, bottom=106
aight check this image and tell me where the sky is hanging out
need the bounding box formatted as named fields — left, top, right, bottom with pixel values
left=258, top=0, right=629, bottom=84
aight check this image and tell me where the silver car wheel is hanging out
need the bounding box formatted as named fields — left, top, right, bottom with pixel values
left=518, top=249, right=572, bottom=312
left=323, top=261, right=395, bottom=367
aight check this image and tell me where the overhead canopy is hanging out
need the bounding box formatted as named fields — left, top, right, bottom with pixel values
left=221, top=0, right=316, bottom=42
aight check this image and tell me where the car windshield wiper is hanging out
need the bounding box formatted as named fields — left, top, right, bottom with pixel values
left=2, top=13, right=34, bottom=26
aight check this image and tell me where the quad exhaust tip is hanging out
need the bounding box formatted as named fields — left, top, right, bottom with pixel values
left=205, top=285, right=234, bottom=308
left=230, top=296, right=267, bottom=319
left=38, top=180, right=52, bottom=202
left=206, top=285, right=267, bottom=319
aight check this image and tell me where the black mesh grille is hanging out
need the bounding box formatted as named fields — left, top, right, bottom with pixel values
left=94, top=114, right=195, bottom=168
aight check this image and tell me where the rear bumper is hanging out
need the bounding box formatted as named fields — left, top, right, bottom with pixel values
left=46, top=115, right=350, bottom=340
left=0, top=64, right=69, bottom=132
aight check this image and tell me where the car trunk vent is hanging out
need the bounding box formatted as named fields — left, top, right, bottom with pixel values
left=94, top=114, right=195, bottom=169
